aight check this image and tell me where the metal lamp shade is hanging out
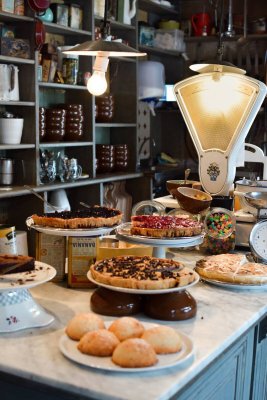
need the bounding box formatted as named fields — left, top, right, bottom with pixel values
left=63, top=40, right=146, bottom=57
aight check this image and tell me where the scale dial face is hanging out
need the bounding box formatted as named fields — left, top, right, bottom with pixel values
left=249, top=220, right=267, bottom=262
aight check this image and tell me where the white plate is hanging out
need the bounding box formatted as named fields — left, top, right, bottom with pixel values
left=116, top=222, right=204, bottom=247
left=26, top=217, right=118, bottom=237
left=59, top=321, right=194, bottom=373
left=0, top=262, right=57, bottom=292
left=201, top=277, right=267, bottom=291
left=87, top=270, right=199, bottom=294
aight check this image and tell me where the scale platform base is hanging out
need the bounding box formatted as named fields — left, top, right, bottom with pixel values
left=0, top=289, right=55, bottom=333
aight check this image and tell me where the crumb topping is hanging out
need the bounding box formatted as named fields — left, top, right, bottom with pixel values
left=131, top=215, right=201, bottom=229
left=93, top=256, right=185, bottom=280
left=41, top=206, right=121, bottom=219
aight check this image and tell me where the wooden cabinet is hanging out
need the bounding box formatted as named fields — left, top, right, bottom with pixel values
left=250, top=315, right=267, bottom=400
left=178, top=328, right=254, bottom=400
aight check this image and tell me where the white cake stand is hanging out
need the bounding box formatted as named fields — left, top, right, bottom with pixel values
left=116, top=223, right=204, bottom=258
left=0, top=262, right=56, bottom=333
left=26, top=217, right=118, bottom=237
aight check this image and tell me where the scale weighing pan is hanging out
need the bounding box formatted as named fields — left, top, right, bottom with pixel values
left=244, top=192, right=267, bottom=210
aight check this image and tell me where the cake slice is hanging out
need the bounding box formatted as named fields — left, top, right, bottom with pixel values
left=0, top=254, right=35, bottom=275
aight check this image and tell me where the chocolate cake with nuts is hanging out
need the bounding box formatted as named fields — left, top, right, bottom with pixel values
left=31, top=205, right=123, bottom=229
left=90, top=255, right=196, bottom=290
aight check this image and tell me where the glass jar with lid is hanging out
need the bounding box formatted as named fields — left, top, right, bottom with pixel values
left=204, top=207, right=236, bottom=254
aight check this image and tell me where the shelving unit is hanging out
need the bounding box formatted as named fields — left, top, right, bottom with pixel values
left=0, top=3, right=150, bottom=256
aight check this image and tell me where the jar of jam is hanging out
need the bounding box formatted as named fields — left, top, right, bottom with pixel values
left=62, top=57, right=78, bottom=85
left=204, top=207, right=236, bottom=254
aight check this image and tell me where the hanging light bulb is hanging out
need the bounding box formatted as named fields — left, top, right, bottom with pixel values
left=87, top=56, right=109, bottom=96
left=63, top=0, right=146, bottom=96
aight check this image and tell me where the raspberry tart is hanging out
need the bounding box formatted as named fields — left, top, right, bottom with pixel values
left=130, top=215, right=202, bottom=238
left=31, top=205, right=123, bottom=229
left=90, top=255, right=196, bottom=290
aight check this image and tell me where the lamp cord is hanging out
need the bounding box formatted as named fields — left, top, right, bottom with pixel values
left=100, top=0, right=110, bottom=39
left=217, top=0, right=225, bottom=62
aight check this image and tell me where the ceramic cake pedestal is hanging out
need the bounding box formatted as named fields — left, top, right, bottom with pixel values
left=0, top=288, right=55, bottom=333
left=0, top=263, right=56, bottom=333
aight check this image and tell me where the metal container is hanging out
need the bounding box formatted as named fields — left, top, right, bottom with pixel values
left=0, top=158, right=14, bottom=185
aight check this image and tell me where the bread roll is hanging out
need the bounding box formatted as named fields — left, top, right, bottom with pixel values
left=112, top=338, right=158, bottom=368
left=141, top=325, right=182, bottom=354
left=65, top=313, right=105, bottom=340
left=108, top=317, right=145, bottom=341
left=78, top=329, right=120, bottom=356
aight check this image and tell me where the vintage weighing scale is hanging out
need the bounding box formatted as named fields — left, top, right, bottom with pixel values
left=244, top=192, right=267, bottom=264
left=234, top=143, right=267, bottom=246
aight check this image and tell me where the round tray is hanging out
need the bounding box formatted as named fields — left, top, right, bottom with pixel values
left=87, top=270, right=199, bottom=295
left=116, top=222, right=204, bottom=247
left=26, top=217, right=119, bottom=237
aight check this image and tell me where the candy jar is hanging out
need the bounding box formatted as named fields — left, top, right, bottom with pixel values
left=204, top=207, right=236, bottom=254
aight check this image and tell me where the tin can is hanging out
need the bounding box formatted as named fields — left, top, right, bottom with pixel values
left=62, top=58, right=78, bottom=85
left=68, top=236, right=98, bottom=288
left=0, top=225, right=17, bottom=254
left=14, top=0, right=25, bottom=15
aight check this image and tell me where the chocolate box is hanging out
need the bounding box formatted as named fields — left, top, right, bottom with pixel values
left=0, top=37, right=30, bottom=59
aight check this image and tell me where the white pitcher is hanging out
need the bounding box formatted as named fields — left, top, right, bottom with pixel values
left=0, top=64, right=19, bottom=101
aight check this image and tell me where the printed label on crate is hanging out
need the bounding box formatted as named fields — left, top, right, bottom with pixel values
left=36, top=232, right=66, bottom=281
left=68, top=237, right=98, bottom=288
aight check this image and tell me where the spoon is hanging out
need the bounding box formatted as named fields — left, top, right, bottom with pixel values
left=24, top=185, right=58, bottom=212
left=80, top=201, right=91, bottom=209
left=184, top=168, right=191, bottom=184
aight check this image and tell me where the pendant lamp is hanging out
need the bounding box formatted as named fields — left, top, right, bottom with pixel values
left=63, top=0, right=146, bottom=96
left=173, top=0, right=267, bottom=196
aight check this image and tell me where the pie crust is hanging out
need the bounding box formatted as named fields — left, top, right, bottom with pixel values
left=31, top=206, right=123, bottom=229
left=195, top=253, right=267, bottom=285
left=90, top=255, right=196, bottom=290
left=130, top=215, right=202, bottom=238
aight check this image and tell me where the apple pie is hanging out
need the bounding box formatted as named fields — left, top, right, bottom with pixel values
left=90, top=255, right=196, bottom=290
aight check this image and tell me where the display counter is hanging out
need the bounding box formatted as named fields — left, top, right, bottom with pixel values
left=0, top=250, right=267, bottom=400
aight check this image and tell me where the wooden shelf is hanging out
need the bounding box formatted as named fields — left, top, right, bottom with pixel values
left=0, top=101, right=35, bottom=106
left=0, top=11, right=33, bottom=22
left=139, top=45, right=182, bottom=56
left=0, top=55, right=35, bottom=64
left=0, top=144, right=35, bottom=150
left=95, top=123, right=137, bottom=127
left=39, top=82, right=88, bottom=91
left=95, top=16, right=136, bottom=30
left=39, top=142, right=94, bottom=148
left=43, top=22, right=92, bottom=36
left=138, top=0, right=179, bottom=16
